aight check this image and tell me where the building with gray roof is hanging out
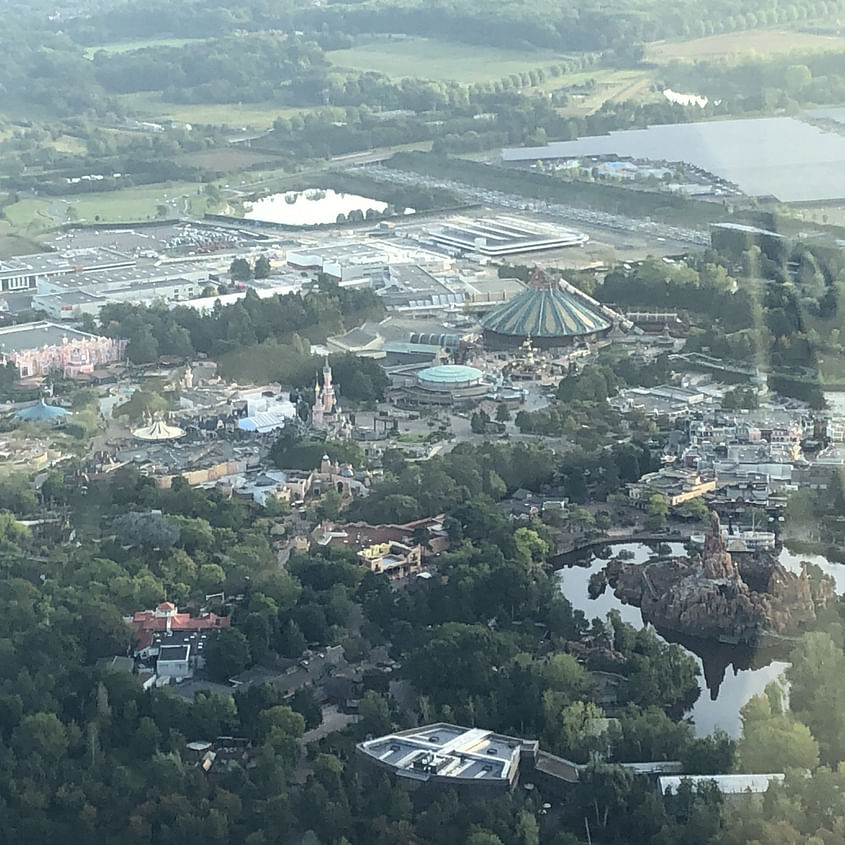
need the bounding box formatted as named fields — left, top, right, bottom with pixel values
left=0, top=247, right=134, bottom=292
left=658, top=773, right=783, bottom=796
left=357, top=723, right=537, bottom=794
left=430, top=215, right=588, bottom=257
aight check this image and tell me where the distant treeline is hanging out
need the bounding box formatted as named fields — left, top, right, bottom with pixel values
left=65, top=0, right=845, bottom=53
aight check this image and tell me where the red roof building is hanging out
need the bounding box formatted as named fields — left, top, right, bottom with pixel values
left=129, top=602, right=230, bottom=655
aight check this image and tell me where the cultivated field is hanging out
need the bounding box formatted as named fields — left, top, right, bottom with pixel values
left=119, top=92, right=307, bottom=129
left=648, top=28, right=845, bottom=63
left=178, top=147, right=282, bottom=172
left=328, top=37, right=562, bottom=83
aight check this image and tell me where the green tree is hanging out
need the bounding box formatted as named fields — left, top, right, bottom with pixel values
left=12, top=712, right=68, bottom=759
left=126, top=328, right=159, bottom=364
left=786, top=632, right=845, bottom=764
left=230, top=257, right=253, bottom=281
left=253, top=255, right=272, bottom=279
left=204, top=627, right=251, bottom=681
left=645, top=493, right=669, bottom=530
left=495, top=402, right=511, bottom=422
left=358, top=690, right=391, bottom=735
left=737, top=683, right=819, bottom=772
left=470, top=410, right=490, bottom=434
left=675, top=497, right=709, bottom=522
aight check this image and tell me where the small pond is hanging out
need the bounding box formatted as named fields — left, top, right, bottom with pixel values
left=244, top=188, right=408, bottom=226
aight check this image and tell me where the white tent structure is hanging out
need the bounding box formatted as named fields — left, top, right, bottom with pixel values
left=132, top=418, right=186, bottom=442
left=237, top=409, right=294, bottom=434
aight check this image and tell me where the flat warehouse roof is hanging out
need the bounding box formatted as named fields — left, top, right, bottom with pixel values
left=431, top=215, right=587, bottom=255
left=0, top=247, right=133, bottom=278
left=0, top=321, right=99, bottom=353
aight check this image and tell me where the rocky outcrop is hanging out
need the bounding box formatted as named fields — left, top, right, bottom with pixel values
left=605, top=512, right=835, bottom=645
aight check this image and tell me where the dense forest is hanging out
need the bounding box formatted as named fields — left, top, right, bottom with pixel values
left=0, top=432, right=845, bottom=842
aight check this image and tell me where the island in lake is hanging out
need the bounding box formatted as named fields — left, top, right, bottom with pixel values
left=592, top=512, right=835, bottom=647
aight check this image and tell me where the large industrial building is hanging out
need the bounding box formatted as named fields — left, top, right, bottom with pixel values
left=429, top=215, right=588, bottom=257
left=286, top=240, right=449, bottom=281
left=0, top=247, right=134, bottom=292
left=480, top=268, right=614, bottom=349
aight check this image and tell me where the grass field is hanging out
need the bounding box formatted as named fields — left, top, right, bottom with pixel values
left=83, top=37, right=204, bottom=58
left=3, top=181, right=212, bottom=230
left=178, top=147, right=282, bottom=172
left=0, top=220, right=46, bottom=256
left=119, top=92, right=306, bottom=129
left=648, top=28, right=845, bottom=63
left=328, top=37, right=561, bottom=83
left=533, top=68, right=657, bottom=115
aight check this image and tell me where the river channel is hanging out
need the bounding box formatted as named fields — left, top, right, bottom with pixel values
left=556, top=542, right=845, bottom=737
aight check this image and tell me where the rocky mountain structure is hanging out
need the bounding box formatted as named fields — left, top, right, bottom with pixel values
left=602, top=512, right=835, bottom=645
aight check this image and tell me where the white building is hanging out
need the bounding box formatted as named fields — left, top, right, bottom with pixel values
left=157, top=643, right=191, bottom=680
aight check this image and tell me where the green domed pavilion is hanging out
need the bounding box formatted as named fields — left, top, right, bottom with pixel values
left=481, top=268, right=612, bottom=349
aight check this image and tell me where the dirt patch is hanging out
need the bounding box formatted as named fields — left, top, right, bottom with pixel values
left=179, top=148, right=280, bottom=172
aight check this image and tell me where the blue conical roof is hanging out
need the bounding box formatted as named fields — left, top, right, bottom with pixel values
left=14, top=399, right=69, bottom=421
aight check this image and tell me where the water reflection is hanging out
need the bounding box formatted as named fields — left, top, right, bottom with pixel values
left=245, top=188, right=391, bottom=225
left=556, top=542, right=823, bottom=736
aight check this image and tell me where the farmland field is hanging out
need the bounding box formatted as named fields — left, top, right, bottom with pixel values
left=178, top=148, right=282, bottom=172
left=648, top=28, right=845, bottom=63
left=328, top=37, right=562, bottom=83
left=118, top=92, right=307, bottom=129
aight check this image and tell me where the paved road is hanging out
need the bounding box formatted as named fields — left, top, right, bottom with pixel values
left=301, top=704, right=358, bottom=745
left=356, top=164, right=710, bottom=248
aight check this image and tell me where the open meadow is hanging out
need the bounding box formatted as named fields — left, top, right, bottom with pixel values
left=118, top=92, right=307, bottom=129
left=648, top=28, right=845, bottom=63
left=327, top=37, right=562, bottom=83
left=2, top=181, right=212, bottom=231
left=82, top=37, right=205, bottom=58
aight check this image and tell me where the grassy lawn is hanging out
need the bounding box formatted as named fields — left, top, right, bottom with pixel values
left=3, top=181, right=212, bottom=230
left=648, top=28, right=845, bottom=64
left=2, top=198, right=56, bottom=232
left=83, top=37, right=205, bottom=58
left=328, top=36, right=562, bottom=83
left=535, top=67, right=657, bottom=115
left=0, top=220, right=47, bottom=257
left=119, top=92, right=306, bottom=129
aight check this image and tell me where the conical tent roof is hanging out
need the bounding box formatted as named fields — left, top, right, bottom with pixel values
left=480, top=269, right=611, bottom=343
left=132, top=418, right=185, bottom=442
left=14, top=399, right=69, bottom=421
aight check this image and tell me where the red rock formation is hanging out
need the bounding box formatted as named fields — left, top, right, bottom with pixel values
left=606, top=511, right=835, bottom=645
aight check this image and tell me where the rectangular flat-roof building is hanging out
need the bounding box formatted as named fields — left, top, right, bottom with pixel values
left=429, top=215, right=588, bottom=257
left=0, top=247, right=134, bottom=292
left=658, top=774, right=784, bottom=796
